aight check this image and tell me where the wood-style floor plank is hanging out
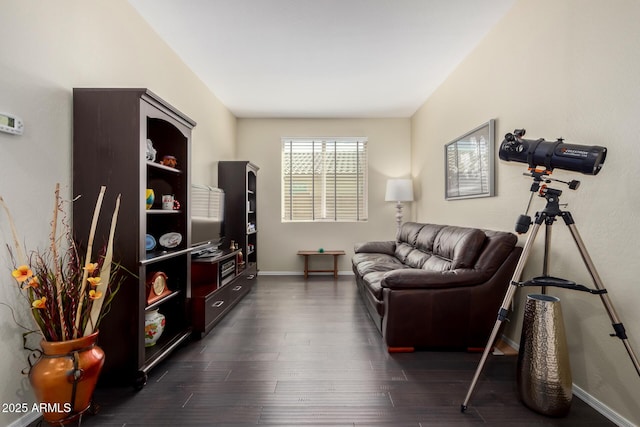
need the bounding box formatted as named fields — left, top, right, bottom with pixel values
left=43, top=275, right=615, bottom=426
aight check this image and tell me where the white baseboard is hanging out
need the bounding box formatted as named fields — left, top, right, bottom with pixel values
left=572, top=384, right=636, bottom=427
left=499, top=335, right=636, bottom=427
left=256, top=271, right=298, bottom=275
left=500, top=335, right=519, bottom=352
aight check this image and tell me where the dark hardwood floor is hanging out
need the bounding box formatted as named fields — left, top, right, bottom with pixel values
left=62, top=275, right=614, bottom=426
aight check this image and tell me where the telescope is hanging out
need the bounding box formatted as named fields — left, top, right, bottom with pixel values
left=499, top=129, right=607, bottom=175
left=462, top=129, right=640, bottom=414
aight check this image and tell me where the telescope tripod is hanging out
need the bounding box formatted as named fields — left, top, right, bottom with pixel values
left=461, top=184, right=640, bottom=412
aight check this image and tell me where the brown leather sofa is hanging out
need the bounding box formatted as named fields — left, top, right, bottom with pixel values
left=352, top=222, right=522, bottom=352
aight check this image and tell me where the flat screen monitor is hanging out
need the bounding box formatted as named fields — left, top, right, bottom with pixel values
left=191, top=184, right=225, bottom=257
left=191, top=217, right=223, bottom=249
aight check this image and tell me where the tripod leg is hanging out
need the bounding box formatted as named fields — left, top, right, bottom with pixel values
left=461, top=221, right=543, bottom=412
left=564, top=219, right=640, bottom=377
left=542, top=221, right=553, bottom=294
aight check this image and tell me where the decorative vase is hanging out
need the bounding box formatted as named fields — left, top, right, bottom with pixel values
left=145, top=189, right=155, bottom=210
left=144, top=309, right=165, bottom=347
left=517, top=294, right=572, bottom=417
left=29, top=331, right=104, bottom=425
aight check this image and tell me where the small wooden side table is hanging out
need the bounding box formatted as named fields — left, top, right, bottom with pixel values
left=297, top=250, right=345, bottom=279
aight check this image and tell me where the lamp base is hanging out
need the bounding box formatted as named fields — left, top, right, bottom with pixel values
left=395, top=202, right=404, bottom=235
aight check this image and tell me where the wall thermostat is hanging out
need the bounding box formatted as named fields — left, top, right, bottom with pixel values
left=0, top=112, right=24, bottom=135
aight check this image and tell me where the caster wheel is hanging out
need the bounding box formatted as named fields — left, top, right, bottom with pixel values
left=134, top=371, right=148, bottom=391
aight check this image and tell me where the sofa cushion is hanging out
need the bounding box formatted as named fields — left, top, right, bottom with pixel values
left=397, top=222, right=425, bottom=245
left=394, top=242, right=415, bottom=263
left=353, top=240, right=395, bottom=256
left=362, top=271, right=388, bottom=301
left=414, top=224, right=445, bottom=253
left=473, top=230, right=519, bottom=274
left=355, top=256, right=404, bottom=277
left=402, top=248, right=431, bottom=269
left=400, top=224, right=446, bottom=268
left=423, top=226, right=486, bottom=271
left=394, top=222, right=427, bottom=263
left=352, top=252, right=396, bottom=266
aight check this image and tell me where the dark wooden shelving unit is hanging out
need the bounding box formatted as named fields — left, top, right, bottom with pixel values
left=184, top=161, right=260, bottom=339
left=218, top=161, right=259, bottom=271
left=72, top=88, right=196, bottom=389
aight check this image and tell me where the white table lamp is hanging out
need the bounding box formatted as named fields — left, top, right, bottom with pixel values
left=385, top=178, right=414, bottom=232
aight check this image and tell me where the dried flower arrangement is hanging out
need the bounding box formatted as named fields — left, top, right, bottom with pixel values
left=1, top=184, right=124, bottom=341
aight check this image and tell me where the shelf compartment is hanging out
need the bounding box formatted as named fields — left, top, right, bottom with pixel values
left=142, top=247, right=193, bottom=265
left=145, top=289, right=182, bottom=311
left=146, top=209, right=182, bottom=214
left=142, top=326, right=192, bottom=371
left=146, top=161, right=183, bottom=174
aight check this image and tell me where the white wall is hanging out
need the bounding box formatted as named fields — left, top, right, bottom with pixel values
left=0, top=1, right=236, bottom=425
left=237, top=118, right=411, bottom=274
left=412, top=0, right=640, bottom=424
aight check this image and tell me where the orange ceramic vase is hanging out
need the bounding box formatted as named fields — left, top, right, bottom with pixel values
left=29, top=331, right=105, bottom=425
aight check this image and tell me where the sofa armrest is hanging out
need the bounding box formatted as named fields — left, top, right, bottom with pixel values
left=381, top=268, right=490, bottom=290
left=354, top=241, right=396, bottom=256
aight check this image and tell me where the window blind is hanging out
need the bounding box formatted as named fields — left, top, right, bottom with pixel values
left=191, top=184, right=224, bottom=220
left=446, top=138, right=490, bottom=198
left=282, top=138, right=368, bottom=222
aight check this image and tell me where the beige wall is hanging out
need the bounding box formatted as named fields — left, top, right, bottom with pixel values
left=237, top=118, right=411, bottom=274
left=412, top=0, right=640, bottom=423
left=0, top=1, right=235, bottom=425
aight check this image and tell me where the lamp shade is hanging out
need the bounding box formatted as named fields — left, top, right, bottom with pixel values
left=385, top=179, right=414, bottom=202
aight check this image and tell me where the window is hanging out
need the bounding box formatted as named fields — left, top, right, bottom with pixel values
left=282, top=137, right=368, bottom=222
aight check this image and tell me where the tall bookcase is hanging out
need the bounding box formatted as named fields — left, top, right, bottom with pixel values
left=218, top=161, right=259, bottom=270
left=73, top=88, right=195, bottom=388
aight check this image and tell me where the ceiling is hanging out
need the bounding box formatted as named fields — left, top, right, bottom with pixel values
left=128, top=0, right=516, bottom=118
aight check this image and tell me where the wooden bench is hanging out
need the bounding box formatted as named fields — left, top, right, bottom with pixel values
left=297, top=250, right=345, bottom=279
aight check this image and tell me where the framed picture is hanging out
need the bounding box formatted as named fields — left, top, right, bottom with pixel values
left=445, top=119, right=495, bottom=200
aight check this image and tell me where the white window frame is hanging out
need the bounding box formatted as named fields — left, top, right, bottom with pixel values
left=282, top=137, right=368, bottom=222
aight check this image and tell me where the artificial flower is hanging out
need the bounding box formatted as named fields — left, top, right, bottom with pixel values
left=32, top=297, right=47, bottom=309
left=83, top=263, right=99, bottom=274
left=26, top=276, right=40, bottom=289
left=12, top=265, right=33, bottom=282
left=89, top=290, right=103, bottom=300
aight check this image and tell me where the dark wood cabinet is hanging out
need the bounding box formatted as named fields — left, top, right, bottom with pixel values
left=72, top=88, right=195, bottom=388
left=191, top=250, right=257, bottom=337
left=218, top=161, right=259, bottom=269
